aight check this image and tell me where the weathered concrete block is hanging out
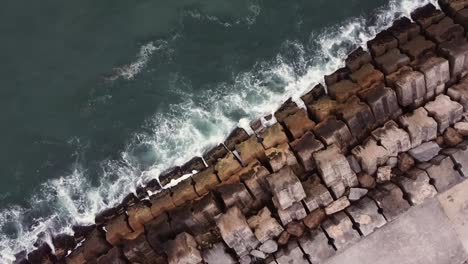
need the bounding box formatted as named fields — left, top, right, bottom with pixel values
left=347, top=197, right=387, bottom=236
left=267, top=166, right=306, bottom=210
left=346, top=47, right=372, bottom=72
left=290, top=131, right=324, bottom=172
left=394, top=168, right=437, bottom=205
left=415, top=56, right=450, bottom=99
left=328, top=79, right=362, bottom=103
left=180, top=156, right=206, bottom=176
left=314, top=144, right=358, bottom=197
left=126, top=202, right=153, bottom=238
left=265, top=143, right=298, bottom=173
left=371, top=121, right=411, bottom=156
left=192, top=193, right=222, bottom=231
left=145, top=213, right=173, bottom=252
left=105, top=214, right=134, bottom=246
left=386, top=66, right=426, bottom=107
left=336, top=96, right=376, bottom=141
left=454, top=7, right=468, bottom=30
left=97, top=247, right=127, bottom=264
left=368, top=182, right=410, bottom=221
left=283, top=109, right=316, bottom=139
left=216, top=206, right=259, bottom=257
left=238, top=160, right=272, bottom=204
left=400, top=35, right=436, bottom=60
left=439, top=0, right=468, bottom=15
left=322, top=212, right=361, bottom=250
left=217, top=183, right=255, bottom=214
left=259, top=123, right=289, bottom=149
left=375, top=48, right=410, bottom=75
left=167, top=233, right=203, bottom=264
left=247, top=207, right=284, bottom=243
left=447, top=145, right=468, bottom=176
left=367, top=31, right=398, bottom=57
left=123, top=234, right=165, bottom=264
left=447, top=77, right=468, bottom=110
left=170, top=177, right=199, bottom=207
left=202, top=243, right=237, bottom=264
left=259, top=239, right=278, bottom=254
left=325, top=197, right=351, bottom=215
left=224, top=127, right=250, bottom=151
left=388, top=17, right=421, bottom=45
left=301, top=83, right=326, bottom=105
left=325, top=67, right=350, bottom=87
left=275, top=240, right=308, bottom=264
left=425, top=155, right=464, bottom=192
left=306, top=96, right=338, bottom=122
left=314, top=116, right=356, bottom=152
left=149, top=189, right=175, bottom=217
left=170, top=204, right=202, bottom=235
left=235, top=135, right=265, bottom=165
left=215, top=152, right=242, bottom=181
left=303, top=208, right=327, bottom=230
left=358, top=86, right=401, bottom=125
left=203, top=144, right=228, bottom=167
left=376, top=165, right=393, bottom=183
left=274, top=98, right=301, bottom=123
left=277, top=201, right=308, bottom=225
left=192, top=167, right=220, bottom=196
left=411, top=4, right=446, bottom=29
left=82, top=228, right=112, bottom=261
left=399, top=107, right=438, bottom=148
left=302, top=177, right=334, bottom=212
left=424, top=94, right=464, bottom=133
left=299, top=229, right=336, bottom=263
left=439, top=38, right=468, bottom=79
left=352, top=138, right=390, bottom=176
left=425, top=16, right=464, bottom=44
left=349, top=64, right=384, bottom=89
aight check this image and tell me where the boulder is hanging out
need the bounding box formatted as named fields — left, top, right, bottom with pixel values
left=398, top=152, right=415, bottom=172
left=357, top=173, right=376, bottom=189
left=303, top=208, right=327, bottom=229
left=443, top=127, right=463, bottom=146
left=325, top=197, right=351, bottom=215
left=408, top=141, right=441, bottom=162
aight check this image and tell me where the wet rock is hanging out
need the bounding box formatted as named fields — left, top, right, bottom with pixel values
left=283, top=109, right=316, bottom=139
left=411, top=4, right=445, bottom=29
left=71, top=224, right=95, bottom=243
left=375, top=48, right=410, bottom=75
left=216, top=206, right=259, bottom=257
left=159, top=166, right=182, bottom=187
left=371, top=121, right=411, bottom=156
left=328, top=80, right=362, bottom=103
left=238, top=160, right=272, bottom=204
left=53, top=234, right=76, bottom=260
left=336, top=96, right=376, bottom=141
left=82, top=228, right=112, bottom=261
left=203, top=144, right=228, bottom=167
left=286, top=221, right=306, bottom=237
left=122, top=234, right=165, bottom=264
left=400, top=35, right=436, bottom=61
left=144, top=179, right=161, bottom=195
left=425, top=17, right=464, bottom=44
left=306, top=96, right=338, bottom=122
left=322, top=212, right=361, bottom=250
left=357, top=173, right=376, bottom=189
left=425, top=155, right=464, bottom=192
left=314, top=116, right=356, bottom=152
left=105, top=214, right=133, bottom=246
left=65, top=246, right=86, bottom=264
left=302, top=177, right=333, bottom=212
left=191, top=167, right=219, bottom=196
left=444, top=127, right=463, bottom=146
left=394, top=168, right=437, bottom=205
left=348, top=187, right=368, bottom=201
left=202, top=243, right=237, bottom=264
left=145, top=213, right=173, bottom=252
left=95, top=207, right=119, bottom=226
left=167, top=232, right=202, bottom=264
left=325, top=67, right=350, bottom=87
left=352, top=138, right=390, bottom=176
left=259, top=240, right=278, bottom=254
left=386, top=66, right=426, bottom=107
left=277, top=201, right=308, bottom=225
left=424, top=94, right=464, bottom=133
left=266, top=166, right=306, bottom=210
left=217, top=183, right=255, bottom=214
left=388, top=17, right=421, bottom=44
left=126, top=202, right=154, bottom=239
left=247, top=207, right=283, bottom=243
left=235, top=135, right=265, bottom=165
left=368, top=182, right=410, bottom=221
left=325, top=197, right=351, bottom=215
left=274, top=98, right=301, bottom=123
left=367, top=31, right=398, bottom=57
left=265, top=143, right=298, bottom=173
left=301, top=83, right=326, bottom=105
left=399, top=107, right=438, bottom=148
left=303, top=208, right=326, bottom=230
left=299, top=229, right=336, bottom=263
left=27, top=243, right=56, bottom=264
left=358, top=86, right=401, bottom=126
left=346, top=197, right=386, bottom=236
left=275, top=240, right=309, bottom=264
left=224, top=127, right=250, bottom=151
left=346, top=47, right=372, bottom=72
left=454, top=122, right=468, bottom=136
left=408, top=141, right=441, bottom=162
left=96, top=247, right=126, bottom=264
left=398, top=153, right=415, bottom=172
left=277, top=231, right=291, bottom=246
left=349, top=64, right=384, bottom=90
left=290, top=131, right=325, bottom=172
left=149, top=189, right=175, bottom=217
left=215, top=152, right=242, bottom=181
left=416, top=56, right=450, bottom=99
left=180, top=156, right=206, bottom=175
left=259, top=123, right=289, bottom=149
left=376, top=166, right=393, bottom=183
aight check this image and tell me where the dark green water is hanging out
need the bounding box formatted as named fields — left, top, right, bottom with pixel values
left=0, top=0, right=435, bottom=261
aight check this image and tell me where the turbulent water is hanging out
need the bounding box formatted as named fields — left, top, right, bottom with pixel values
left=0, top=0, right=437, bottom=262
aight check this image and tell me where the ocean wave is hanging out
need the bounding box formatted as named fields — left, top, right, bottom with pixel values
left=0, top=0, right=437, bottom=262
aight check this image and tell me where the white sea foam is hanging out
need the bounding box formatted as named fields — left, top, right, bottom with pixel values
left=0, top=0, right=438, bottom=262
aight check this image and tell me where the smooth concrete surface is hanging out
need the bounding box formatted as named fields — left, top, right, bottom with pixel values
left=325, top=198, right=468, bottom=264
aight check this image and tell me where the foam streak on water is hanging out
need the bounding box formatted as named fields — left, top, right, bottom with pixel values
left=0, top=0, right=436, bottom=262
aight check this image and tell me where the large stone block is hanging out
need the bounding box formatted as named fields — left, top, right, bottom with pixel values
left=192, top=193, right=222, bottom=231
left=149, top=189, right=175, bottom=217
left=325, top=67, right=350, bottom=87
left=191, top=167, right=220, bottom=196
left=274, top=98, right=301, bottom=123
left=265, top=143, right=299, bottom=173
left=411, top=4, right=446, bottom=29
left=82, top=228, right=112, bottom=261
left=170, top=177, right=199, bottom=207
left=371, top=121, right=411, bottom=156
left=368, top=182, right=410, bottom=221
left=336, top=96, right=376, bottom=141
left=306, top=96, right=338, bottom=122
left=388, top=17, right=421, bottom=45
left=301, top=83, right=326, bottom=105
left=266, top=166, right=306, bottom=210
left=217, top=183, right=255, bottom=214
left=399, top=107, right=438, bottom=148
left=415, top=56, right=450, bottom=99
left=322, top=212, right=361, bottom=250
left=447, top=77, right=468, bottom=110
left=439, top=38, right=468, bottom=79
left=277, top=201, right=308, bottom=225
left=97, top=247, right=127, bottom=264
left=352, top=138, right=390, bottom=176
left=275, top=240, right=309, bottom=264
left=400, top=35, right=436, bottom=61
left=314, top=116, right=356, bottom=152
left=159, top=166, right=182, bottom=187
left=202, top=243, right=237, bottom=264
left=215, top=152, right=242, bottom=181
left=238, top=160, right=272, bottom=203
left=367, top=31, right=398, bottom=57
left=283, top=109, right=316, bottom=139
left=105, top=214, right=134, bottom=246
left=216, top=206, right=259, bottom=257
left=386, top=66, right=426, bottom=107
left=302, top=177, right=334, bottom=212
left=358, top=86, right=401, bottom=125
left=314, top=144, right=358, bottom=197
left=424, top=94, right=464, bottom=133
left=235, top=135, right=265, bottom=165
left=454, top=7, right=468, bottom=30
left=408, top=141, right=441, bottom=162
left=126, top=202, right=153, bottom=239
left=203, top=144, right=228, bottom=167
left=299, top=229, right=336, bottom=263
left=224, top=127, right=250, bottom=151
left=290, top=131, right=325, bottom=172
left=424, top=16, right=464, bottom=44
left=345, top=47, right=372, bottom=72
left=259, top=123, right=289, bottom=149
left=346, top=197, right=387, bottom=236
left=328, top=80, right=362, bottom=103
left=375, top=48, right=410, bottom=75
left=393, top=168, right=437, bottom=205
left=144, top=213, right=173, bottom=253
left=425, top=155, right=464, bottom=192
left=439, top=0, right=468, bottom=15
left=170, top=204, right=202, bottom=235
left=349, top=64, right=384, bottom=89
left=247, top=207, right=284, bottom=243
left=180, top=157, right=206, bottom=175
left=123, top=234, right=166, bottom=264
left=167, top=233, right=203, bottom=264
